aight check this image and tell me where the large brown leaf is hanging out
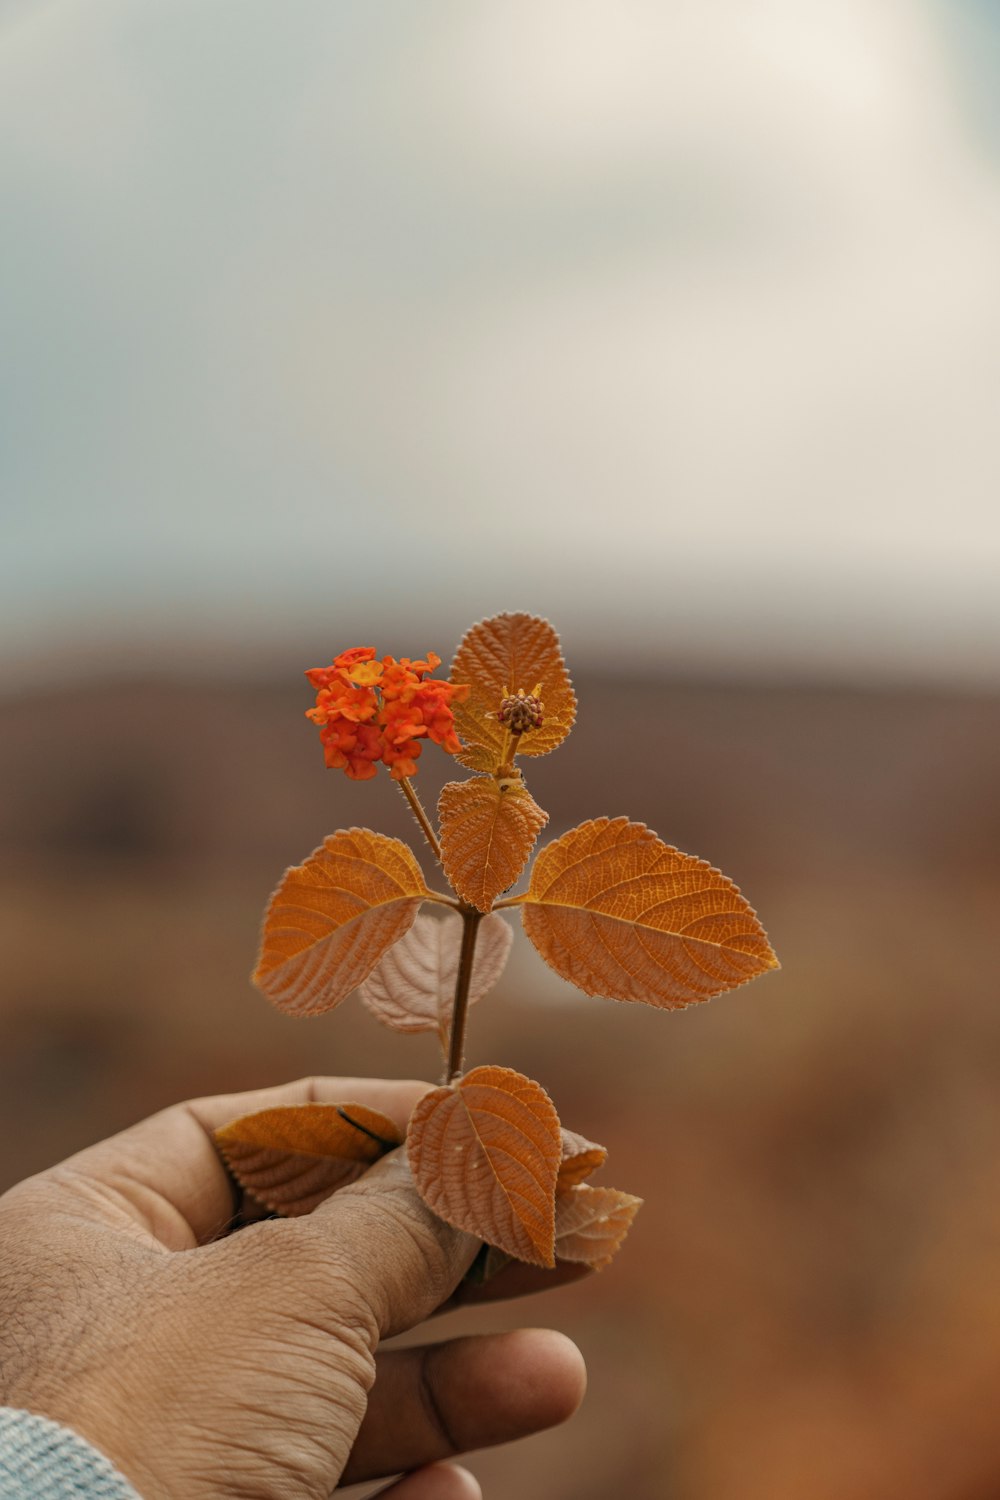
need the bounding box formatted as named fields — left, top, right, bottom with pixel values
left=438, top=775, right=548, bottom=911
left=358, top=909, right=513, bottom=1043
left=555, top=1184, right=642, bottom=1270
left=518, top=817, right=779, bottom=1008
left=407, top=1065, right=562, bottom=1266
left=450, top=613, right=576, bottom=773
left=215, top=1102, right=402, bottom=1216
left=253, top=829, right=429, bottom=1016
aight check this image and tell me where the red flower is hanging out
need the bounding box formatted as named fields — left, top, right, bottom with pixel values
left=305, top=649, right=468, bottom=780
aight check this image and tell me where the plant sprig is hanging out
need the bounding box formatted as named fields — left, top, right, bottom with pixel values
left=215, top=612, right=779, bottom=1276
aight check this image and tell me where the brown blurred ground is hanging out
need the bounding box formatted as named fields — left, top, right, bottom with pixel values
left=2, top=668, right=999, bottom=1500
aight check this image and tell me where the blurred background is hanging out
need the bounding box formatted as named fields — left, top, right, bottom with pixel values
left=2, top=2, right=999, bottom=1496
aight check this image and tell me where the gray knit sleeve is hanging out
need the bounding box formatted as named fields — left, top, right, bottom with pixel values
left=0, top=1409, right=142, bottom=1499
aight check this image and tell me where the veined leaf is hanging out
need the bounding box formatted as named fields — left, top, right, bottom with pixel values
left=450, top=613, right=576, bottom=773
left=215, top=1102, right=402, bottom=1216
left=407, top=1065, right=562, bottom=1267
left=439, top=775, right=548, bottom=912
left=253, top=828, right=429, bottom=1016
left=555, top=1184, right=642, bottom=1271
left=358, top=909, right=512, bottom=1042
left=518, top=817, right=779, bottom=1008
left=558, top=1128, right=608, bottom=1190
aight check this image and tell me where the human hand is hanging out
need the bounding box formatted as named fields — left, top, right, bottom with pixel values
left=0, top=1077, right=586, bottom=1500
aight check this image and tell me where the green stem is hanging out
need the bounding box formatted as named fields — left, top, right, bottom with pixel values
left=396, top=775, right=442, bottom=863
left=445, top=905, right=483, bottom=1083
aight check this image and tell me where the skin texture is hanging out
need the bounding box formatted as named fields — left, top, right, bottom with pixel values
left=0, top=1076, right=587, bottom=1500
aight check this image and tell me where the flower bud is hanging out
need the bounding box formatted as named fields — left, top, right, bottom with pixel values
left=497, top=687, right=545, bottom=734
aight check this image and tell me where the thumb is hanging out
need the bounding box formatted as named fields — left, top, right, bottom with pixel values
left=283, top=1150, right=480, bottom=1341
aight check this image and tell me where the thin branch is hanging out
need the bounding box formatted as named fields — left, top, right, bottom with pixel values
left=396, top=775, right=442, bottom=862
left=445, top=905, right=483, bottom=1084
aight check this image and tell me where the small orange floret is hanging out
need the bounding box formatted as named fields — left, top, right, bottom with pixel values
left=305, top=647, right=468, bottom=780
left=346, top=660, right=384, bottom=688
left=335, top=646, right=378, bottom=669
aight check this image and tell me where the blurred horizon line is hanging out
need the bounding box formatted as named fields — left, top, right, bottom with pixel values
left=2, top=608, right=997, bottom=699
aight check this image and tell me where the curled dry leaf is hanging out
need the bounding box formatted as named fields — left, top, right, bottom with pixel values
left=407, top=1064, right=562, bottom=1267
left=450, top=612, right=576, bottom=773
left=215, top=1102, right=402, bottom=1217
left=555, top=1184, right=643, bottom=1271
left=463, top=1136, right=631, bottom=1284
left=438, top=775, right=548, bottom=912
left=558, top=1128, right=608, bottom=1190
left=358, top=909, right=513, bottom=1044
left=253, top=828, right=429, bottom=1016
left=517, top=817, right=779, bottom=1008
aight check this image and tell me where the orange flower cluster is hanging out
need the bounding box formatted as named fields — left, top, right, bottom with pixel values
left=306, top=647, right=469, bottom=780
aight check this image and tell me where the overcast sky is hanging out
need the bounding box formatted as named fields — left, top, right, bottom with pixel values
left=2, top=0, right=999, bottom=684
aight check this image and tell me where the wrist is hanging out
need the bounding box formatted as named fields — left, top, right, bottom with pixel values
left=0, top=1407, right=144, bottom=1499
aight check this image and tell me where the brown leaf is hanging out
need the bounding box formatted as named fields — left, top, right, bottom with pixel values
left=517, top=817, right=779, bottom=1008
left=215, top=1102, right=402, bottom=1216
left=253, top=828, right=429, bottom=1016
left=450, top=613, right=576, bottom=773
left=558, top=1128, right=608, bottom=1190
left=407, top=1065, right=562, bottom=1266
left=439, top=775, right=548, bottom=912
left=358, top=909, right=513, bottom=1043
left=555, top=1184, right=642, bottom=1270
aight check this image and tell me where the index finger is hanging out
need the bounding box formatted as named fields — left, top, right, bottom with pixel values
left=48, top=1076, right=432, bottom=1248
